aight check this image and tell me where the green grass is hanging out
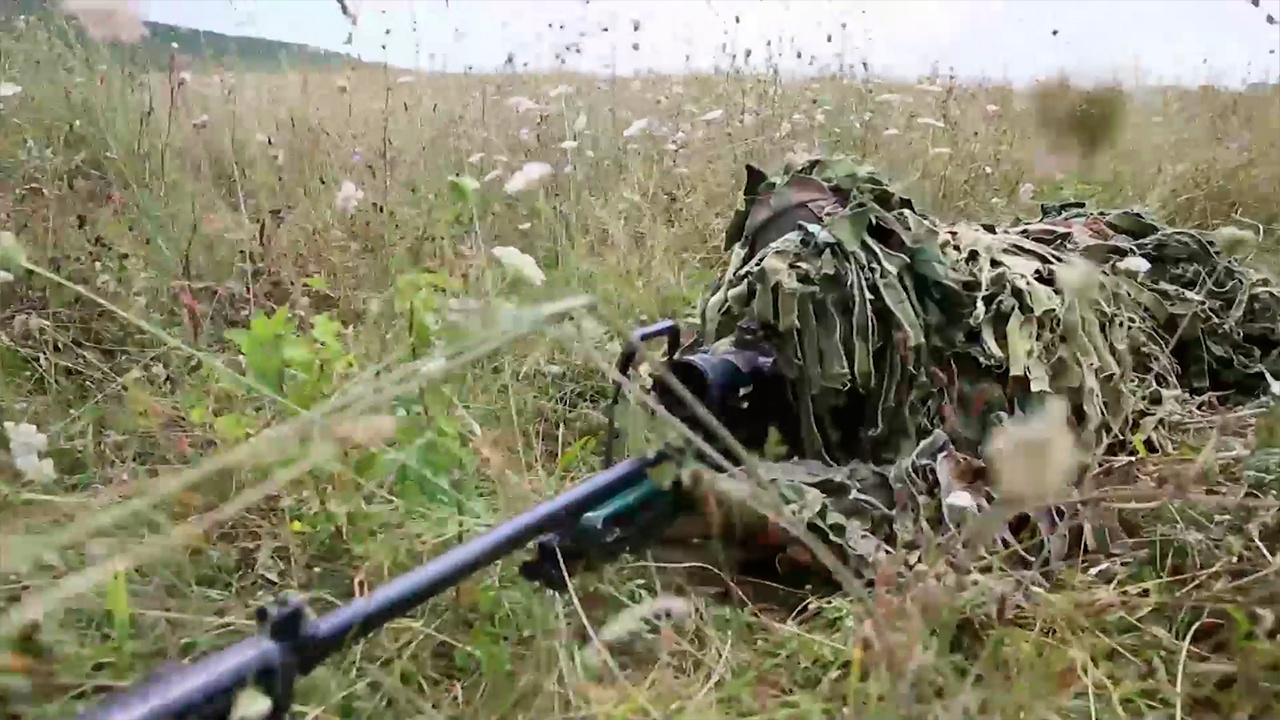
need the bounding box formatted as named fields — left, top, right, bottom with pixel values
left=2, top=11, right=1280, bottom=720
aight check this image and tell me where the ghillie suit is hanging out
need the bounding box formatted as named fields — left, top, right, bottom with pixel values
left=685, top=156, right=1280, bottom=578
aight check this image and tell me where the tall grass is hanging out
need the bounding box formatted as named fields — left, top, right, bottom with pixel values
left=2, top=12, right=1279, bottom=720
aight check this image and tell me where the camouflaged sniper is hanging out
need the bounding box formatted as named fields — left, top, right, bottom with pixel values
left=698, top=156, right=1279, bottom=466
left=690, top=156, right=1278, bottom=573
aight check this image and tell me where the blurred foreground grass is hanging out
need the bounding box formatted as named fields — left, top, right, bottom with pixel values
left=2, top=11, right=1280, bottom=720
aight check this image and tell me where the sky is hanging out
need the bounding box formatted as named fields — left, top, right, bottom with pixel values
left=140, top=0, right=1280, bottom=87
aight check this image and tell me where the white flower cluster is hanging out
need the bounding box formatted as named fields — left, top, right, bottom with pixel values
left=4, top=421, right=56, bottom=481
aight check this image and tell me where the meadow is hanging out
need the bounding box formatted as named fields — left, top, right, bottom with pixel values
left=2, top=11, right=1280, bottom=720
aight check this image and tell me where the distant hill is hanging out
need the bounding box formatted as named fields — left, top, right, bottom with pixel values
left=6, top=0, right=359, bottom=72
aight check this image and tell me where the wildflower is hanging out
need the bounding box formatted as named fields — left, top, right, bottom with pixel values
left=559, top=140, right=579, bottom=149
left=504, top=161, right=554, bottom=194
left=395, top=75, right=415, bottom=84
left=1017, top=182, right=1036, bottom=203
left=4, top=421, right=56, bottom=482
left=983, top=165, right=994, bottom=174
left=985, top=104, right=1001, bottom=113
left=467, top=152, right=486, bottom=163
left=622, top=117, right=650, bottom=137
left=490, top=246, right=545, bottom=286
left=60, top=0, right=148, bottom=43
left=548, top=84, right=574, bottom=97
left=335, top=180, right=363, bottom=214
left=943, top=489, right=978, bottom=510
left=0, top=270, right=13, bottom=284
left=573, top=112, right=587, bottom=132
left=917, top=117, right=946, bottom=128
left=984, top=395, right=1079, bottom=506
left=191, top=114, right=209, bottom=129
left=517, top=222, right=532, bottom=230
left=929, top=147, right=952, bottom=155
left=875, top=93, right=906, bottom=103
left=916, top=83, right=945, bottom=93
left=698, top=108, right=725, bottom=122
left=505, top=95, right=542, bottom=113
left=482, top=169, right=503, bottom=182
left=1115, top=256, right=1152, bottom=276
left=0, top=82, right=21, bottom=97
left=882, top=128, right=901, bottom=136
left=176, top=70, right=192, bottom=87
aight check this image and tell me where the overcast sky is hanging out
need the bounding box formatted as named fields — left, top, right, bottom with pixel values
left=142, top=0, right=1280, bottom=86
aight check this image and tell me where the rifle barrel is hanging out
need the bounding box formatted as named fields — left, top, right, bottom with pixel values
left=71, top=452, right=668, bottom=720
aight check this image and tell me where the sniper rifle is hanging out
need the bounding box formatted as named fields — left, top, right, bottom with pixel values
left=69, top=318, right=787, bottom=720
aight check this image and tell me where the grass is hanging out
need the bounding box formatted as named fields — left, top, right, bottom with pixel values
left=2, top=11, right=1280, bottom=720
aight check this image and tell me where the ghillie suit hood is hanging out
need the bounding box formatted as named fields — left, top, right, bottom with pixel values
left=689, top=155, right=1279, bottom=575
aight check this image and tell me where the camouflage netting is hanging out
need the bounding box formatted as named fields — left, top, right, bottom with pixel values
left=689, top=155, right=1279, bottom=573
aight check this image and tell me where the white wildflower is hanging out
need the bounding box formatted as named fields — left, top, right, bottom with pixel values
left=503, top=161, right=554, bottom=194
left=335, top=180, right=363, bottom=215
left=1115, top=256, right=1152, bottom=276
left=482, top=169, right=503, bottom=182
left=622, top=117, right=651, bottom=137
left=778, top=121, right=792, bottom=136
left=983, top=395, right=1080, bottom=506
left=944, top=489, right=979, bottom=510
left=395, top=75, right=415, bottom=84
left=59, top=0, right=149, bottom=43
left=573, top=112, right=588, bottom=132
left=176, top=70, right=192, bottom=87
left=490, top=246, right=545, bottom=286
left=547, top=84, right=574, bottom=97
left=517, top=222, right=532, bottom=230
left=1056, top=256, right=1101, bottom=301
left=0, top=270, right=13, bottom=284
left=916, top=83, right=945, bottom=93
left=1017, top=182, right=1036, bottom=203
left=4, top=421, right=56, bottom=482
left=558, top=140, right=579, bottom=150
left=580, top=594, right=695, bottom=670
left=929, top=147, right=952, bottom=155
left=985, top=104, right=1001, bottom=114
left=882, top=128, right=901, bottom=136
left=505, top=95, right=542, bottom=114
left=983, top=165, right=994, bottom=174
left=562, top=163, right=574, bottom=173
left=698, top=108, right=725, bottom=122
left=467, top=152, right=486, bottom=163
left=191, top=114, right=209, bottom=129
left=875, top=93, right=907, bottom=103
left=917, top=117, right=946, bottom=128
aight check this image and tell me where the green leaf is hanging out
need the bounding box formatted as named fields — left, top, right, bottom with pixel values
left=303, top=275, right=329, bottom=291
left=213, top=413, right=251, bottom=442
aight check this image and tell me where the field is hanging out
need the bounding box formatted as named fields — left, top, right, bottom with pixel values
left=3, top=12, right=1280, bottom=720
